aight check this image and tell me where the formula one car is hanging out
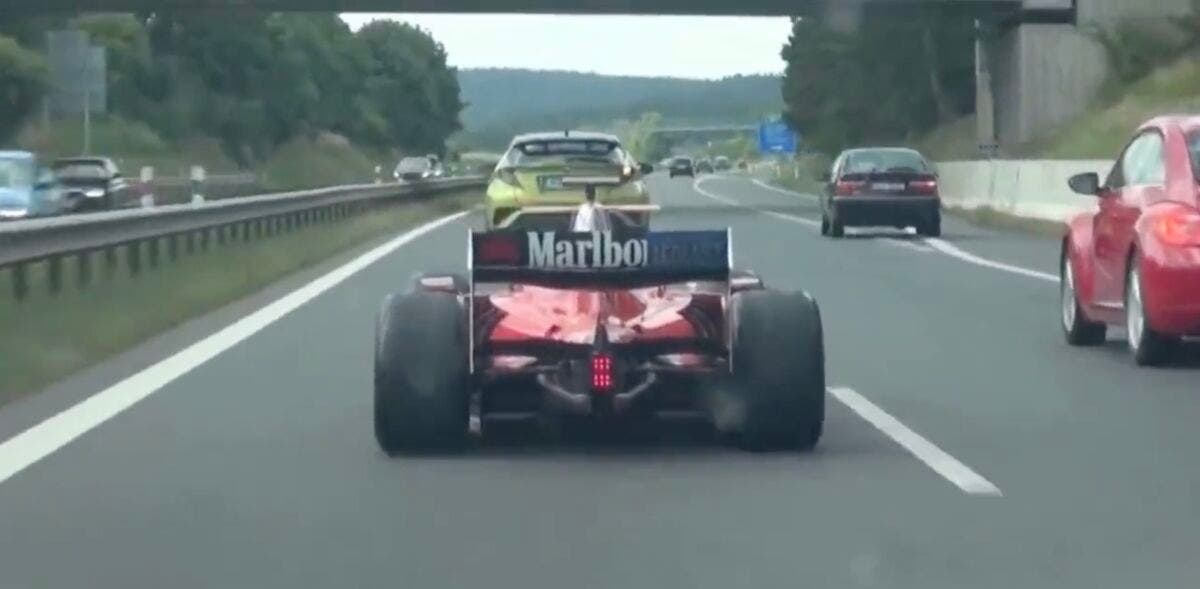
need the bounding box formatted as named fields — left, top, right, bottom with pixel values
left=373, top=190, right=825, bottom=454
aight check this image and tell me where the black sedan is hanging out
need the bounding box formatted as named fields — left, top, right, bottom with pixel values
left=819, top=147, right=941, bottom=238
left=51, top=157, right=132, bottom=211
left=668, top=157, right=695, bottom=178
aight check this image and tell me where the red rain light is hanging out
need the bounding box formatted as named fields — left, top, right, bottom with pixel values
left=591, top=353, right=614, bottom=392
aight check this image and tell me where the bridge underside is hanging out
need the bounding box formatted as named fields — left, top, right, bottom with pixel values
left=7, top=0, right=1023, bottom=16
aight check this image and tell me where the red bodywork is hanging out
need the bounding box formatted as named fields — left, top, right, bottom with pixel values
left=476, top=284, right=726, bottom=373
left=1064, top=115, right=1200, bottom=336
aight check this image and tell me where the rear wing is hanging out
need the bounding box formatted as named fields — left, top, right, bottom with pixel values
left=469, top=229, right=731, bottom=289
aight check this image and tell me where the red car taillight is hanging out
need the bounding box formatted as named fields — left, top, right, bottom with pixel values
left=834, top=180, right=864, bottom=196
left=590, top=353, right=614, bottom=393
left=494, top=168, right=521, bottom=189
left=1152, top=206, right=1200, bottom=246
left=909, top=179, right=938, bottom=195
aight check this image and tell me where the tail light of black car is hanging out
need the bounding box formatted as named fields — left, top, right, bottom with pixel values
left=834, top=178, right=865, bottom=196
left=908, top=176, right=939, bottom=196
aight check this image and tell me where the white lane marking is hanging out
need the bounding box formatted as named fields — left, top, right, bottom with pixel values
left=925, top=238, right=1058, bottom=283
left=0, top=210, right=471, bottom=486
left=881, top=238, right=933, bottom=253
left=751, top=178, right=819, bottom=200
left=700, top=176, right=1059, bottom=284
left=829, top=387, right=1003, bottom=497
left=692, top=177, right=820, bottom=227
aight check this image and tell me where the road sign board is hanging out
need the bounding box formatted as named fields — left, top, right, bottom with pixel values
left=757, top=120, right=797, bottom=155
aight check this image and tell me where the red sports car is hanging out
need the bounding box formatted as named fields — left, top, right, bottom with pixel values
left=373, top=215, right=826, bottom=453
left=1061, top=115, right=1200, bottom=365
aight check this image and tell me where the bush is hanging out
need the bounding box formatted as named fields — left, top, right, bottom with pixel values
left=1091, top=17, right=1197, bottom=99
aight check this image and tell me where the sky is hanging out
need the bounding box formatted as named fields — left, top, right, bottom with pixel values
left=339, top=14, right=793, bottom=79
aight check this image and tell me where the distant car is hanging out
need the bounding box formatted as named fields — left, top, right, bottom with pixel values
left=0, top=151, right=66, bottom=220
left=714, top=156, right=732, bottom=171
left=484, top=130, right=653, bottom=229
left=737, top=159, right=750, bottom=171
left=819, top=147, right=941, bottom=238
left=394, top=156, right=441, bottom=182
left=695, top=159, right=715, bottom=174
left=668, top=157, right=695, bottom=178
left=1061, top=115, right=1200, bottom=366
left=424, top=154, right=447, bottom=178
left=51, top=157, right=132, bottom=211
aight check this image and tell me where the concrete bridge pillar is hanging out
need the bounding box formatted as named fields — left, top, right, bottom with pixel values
left=822, top=0, right=864, bottom=33
left=983, top=0, right=1194, bottom=152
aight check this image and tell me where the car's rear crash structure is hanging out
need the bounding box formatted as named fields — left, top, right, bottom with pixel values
left=373, top=227, right=825, bottom=454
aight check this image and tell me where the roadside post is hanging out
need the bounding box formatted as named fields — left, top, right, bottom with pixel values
left=139, top=166, right=155, bottom=207
left=190, top=165, right=206, bottom=205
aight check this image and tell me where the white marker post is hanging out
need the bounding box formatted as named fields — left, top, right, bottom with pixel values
left=190, top=165, right=206, bottom=205
left=139, top=166, right=155, bottom=208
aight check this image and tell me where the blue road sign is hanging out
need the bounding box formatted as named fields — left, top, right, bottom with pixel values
left=757, top=120, right=798, bottom=155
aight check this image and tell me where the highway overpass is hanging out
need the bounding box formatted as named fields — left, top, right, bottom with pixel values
left=8, top=0, right=1029, bottom=16
left=4, top=0, right=1192, bottom=151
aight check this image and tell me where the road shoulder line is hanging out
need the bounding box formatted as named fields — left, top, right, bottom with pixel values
left=0, top=210, right=470, bottom=486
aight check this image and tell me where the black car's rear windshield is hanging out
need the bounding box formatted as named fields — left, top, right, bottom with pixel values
left=53, top=161, right=109, bottom=179
left=672, top=157, right=692, bottom=165
left=843, top=150, right=930, bottom=174
left=502, top=140, right=625, bottom=167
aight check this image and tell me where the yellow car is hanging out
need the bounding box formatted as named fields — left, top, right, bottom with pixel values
left=485, top=131, right=653, bottom=229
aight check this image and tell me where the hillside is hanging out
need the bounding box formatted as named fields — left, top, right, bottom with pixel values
left=1026, top=54, right=1200, bottom=158
left=457, top=69, right=783, bottom=148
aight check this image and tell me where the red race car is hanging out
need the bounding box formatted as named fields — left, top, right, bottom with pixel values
left=1061, top=115, right=1200, bottom=365
left=373, top=212, right=826, bottom=453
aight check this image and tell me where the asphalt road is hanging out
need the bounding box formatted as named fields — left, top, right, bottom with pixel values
left=2, top=173, right=1199, bottom=588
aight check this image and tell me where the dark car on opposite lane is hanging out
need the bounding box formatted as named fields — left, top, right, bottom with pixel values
left=668, top=157, right=695, bottom=178
left=819, top=147, right=941, bottom=238
left=695, top=159, right=715, bottom=175
left=51, top=157, right=132, bottom=211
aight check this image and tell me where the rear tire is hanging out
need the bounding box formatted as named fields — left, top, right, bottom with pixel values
left=1060, top=253, right=1106, bottom=346
left=374, top=291, right=471, bottom=455
left=1126, top=255, right=1177, bottom=366
left=919, top=210, right=942, bottom=237
left=729, top=290, right=825, bottom=451
left=829, top=215, right=845, bottom=238
left=819, top=215, right=830, bottom=236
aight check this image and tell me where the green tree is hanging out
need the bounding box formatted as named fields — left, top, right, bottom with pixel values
left=356, top=20, right=463, bottom=155
left=780, top=10, right=974, bottom=154
left=0, top=35, right=48, bottom=142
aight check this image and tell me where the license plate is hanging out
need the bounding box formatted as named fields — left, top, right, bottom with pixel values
left=871, top=182, right=905, bottom=192
left=539, top=176, right=564, bottom=191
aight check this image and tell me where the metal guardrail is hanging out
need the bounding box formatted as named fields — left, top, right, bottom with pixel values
left=0, top=176, right=486, bottom=300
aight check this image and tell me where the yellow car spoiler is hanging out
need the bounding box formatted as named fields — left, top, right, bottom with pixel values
left=495, top=204, right=660, bottom=229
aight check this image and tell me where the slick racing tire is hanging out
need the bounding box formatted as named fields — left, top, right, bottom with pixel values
left=729, top=290, right=825, bottom=451
left=374, top=290, right=471, bottom=455
left=410, top=271, right=468, bottom=295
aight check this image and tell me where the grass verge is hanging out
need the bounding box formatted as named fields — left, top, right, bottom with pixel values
left=0, top=191, right=478, bottom=405
left=943, top=205, right=1064, bottom=237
